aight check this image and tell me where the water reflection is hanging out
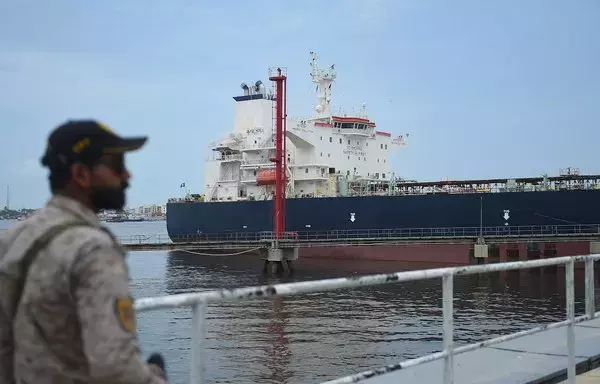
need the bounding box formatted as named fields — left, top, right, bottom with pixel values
left=259, top=297, right=293, bottom=384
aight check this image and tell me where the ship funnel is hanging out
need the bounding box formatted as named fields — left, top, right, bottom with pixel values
left=241, top=82, right=250, bottom=96
left=254, top=80, right=265, bottom=96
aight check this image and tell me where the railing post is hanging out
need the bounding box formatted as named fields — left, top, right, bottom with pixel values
left=442, top=273, right=454, bottom=384
left=585, top=257, right=595, bottom=319
left=191, top=303, right=206, bottom=384
left=566, top=259, right=575, bottom=384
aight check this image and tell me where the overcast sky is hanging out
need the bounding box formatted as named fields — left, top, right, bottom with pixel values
left=1, top=0, right=598, bottom=209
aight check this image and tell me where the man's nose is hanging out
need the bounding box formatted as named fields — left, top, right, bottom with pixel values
left=122, top=168, right=131, bottom=181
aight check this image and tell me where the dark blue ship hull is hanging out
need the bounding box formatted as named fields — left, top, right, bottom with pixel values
left=166, top=189, right=600, bottom=240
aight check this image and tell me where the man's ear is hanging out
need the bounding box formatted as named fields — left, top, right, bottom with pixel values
left=70, top=163, right=93, bottom=189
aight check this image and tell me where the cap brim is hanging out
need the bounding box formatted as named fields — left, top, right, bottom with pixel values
left=104, top=136, right=148, bottom=153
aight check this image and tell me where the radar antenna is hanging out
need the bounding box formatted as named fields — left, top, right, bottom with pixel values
left=309, top=51, right=336, bottom=119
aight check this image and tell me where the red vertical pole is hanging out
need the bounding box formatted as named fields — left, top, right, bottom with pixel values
left=282, top=72, right=287, bottom=236
left=269, top=68, right=287, bottom=239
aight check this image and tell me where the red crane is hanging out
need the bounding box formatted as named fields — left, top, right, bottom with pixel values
left=269, top=68, right=287, bottom=240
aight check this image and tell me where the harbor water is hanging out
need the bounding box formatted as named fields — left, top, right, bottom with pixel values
left=1, top=219, right=598, bottom=384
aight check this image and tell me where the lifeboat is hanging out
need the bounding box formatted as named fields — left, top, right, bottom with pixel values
left=256, top=169, right=288, bottom=185
left=256, top=169, right=277, bottom=185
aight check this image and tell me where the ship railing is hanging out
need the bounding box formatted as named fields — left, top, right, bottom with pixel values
left=241, top=158, right=275, bottom=166
left=144, top=224, right=600, bottom=245
left=115, top=224, right=600, bottom=245
left=357, top=184, right=600, bottom=195
left=294, top=224, right=600, bottom=241
left=214, top=154, right=243, bottom=161
left=134, top=253, right=600, bottom=384
left=164, top=184, right=600, bottom=202
left=167, top=197, right=204, bottom=203
left=286, top=115, right=313, bottom=122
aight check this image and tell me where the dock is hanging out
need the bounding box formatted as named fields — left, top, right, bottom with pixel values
left=119, top=223, right=600, bottom=252
left=352, top=316, right=600, bottom=384
left=560, top=367, right=600, bottom=383
left=133, top=253, right=600, bottom=384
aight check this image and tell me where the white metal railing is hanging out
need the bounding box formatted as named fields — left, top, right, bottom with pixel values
left=217, top=154, right=243, bottom=161
left=135, top=254, right=600, bottom=384
left=241, top=158, right=274, bottom=166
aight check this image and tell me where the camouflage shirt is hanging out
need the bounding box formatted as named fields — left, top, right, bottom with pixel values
left=0, top=195, right=167, bottom=384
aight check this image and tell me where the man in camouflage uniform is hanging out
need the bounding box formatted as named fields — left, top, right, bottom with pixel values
left=0, top=120, right=167, bottom=383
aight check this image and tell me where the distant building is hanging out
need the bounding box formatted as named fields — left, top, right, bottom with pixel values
left=137, top=204, right=165, bottom=217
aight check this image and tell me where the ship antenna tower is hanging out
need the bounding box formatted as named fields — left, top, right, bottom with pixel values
left=268, top=67, right=288, bottom=240
left=309, top=51, right=336, bottom=119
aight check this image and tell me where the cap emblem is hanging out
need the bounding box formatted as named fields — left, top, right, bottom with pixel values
left=72, top=137, right=91, bottom=153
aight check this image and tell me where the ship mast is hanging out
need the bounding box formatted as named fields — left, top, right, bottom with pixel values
left=269, top=67, right=288, bottom=240
left=309, top=51, right=336, bottom=119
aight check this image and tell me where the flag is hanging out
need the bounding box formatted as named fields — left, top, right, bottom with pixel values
left=180, top=182, right=186, bottom=188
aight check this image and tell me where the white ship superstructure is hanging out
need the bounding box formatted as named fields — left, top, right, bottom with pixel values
left=203, top=52, right=408, bottom=202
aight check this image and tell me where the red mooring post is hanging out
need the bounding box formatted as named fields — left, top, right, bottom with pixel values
left=269, top=68, right=287, bottom=240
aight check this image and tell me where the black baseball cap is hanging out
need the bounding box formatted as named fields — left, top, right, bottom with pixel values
left=41, top=119, right=148, bottom=169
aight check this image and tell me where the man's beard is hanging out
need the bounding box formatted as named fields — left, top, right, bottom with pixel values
left=90, top=182, right=128, bottom=211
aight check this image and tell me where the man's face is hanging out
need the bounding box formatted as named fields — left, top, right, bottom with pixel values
left=88, top=153, right=130, bottom=211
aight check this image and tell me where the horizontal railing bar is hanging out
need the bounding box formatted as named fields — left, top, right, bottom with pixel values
left=135, top=253, right=600, bottom=312
left=113, top=223, right=600, bottom=245
left=321, top=311, right=600, bottom=384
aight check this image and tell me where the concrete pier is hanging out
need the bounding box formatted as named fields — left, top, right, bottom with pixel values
left=357, top=317, right=600, bottom=384
left=261, top=245, right=298, bottom=275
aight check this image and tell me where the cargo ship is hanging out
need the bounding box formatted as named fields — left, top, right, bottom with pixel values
left=166, top=52, right=600, bottom=249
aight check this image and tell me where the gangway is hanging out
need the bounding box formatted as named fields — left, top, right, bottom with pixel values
left=134, top=254, right=600, bottom=384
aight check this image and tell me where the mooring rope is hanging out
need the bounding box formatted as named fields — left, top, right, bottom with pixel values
left=173, top=247, right=263, bottom=257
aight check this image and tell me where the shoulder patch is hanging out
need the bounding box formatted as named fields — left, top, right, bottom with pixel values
left=114, top=297, right=136, bottom=333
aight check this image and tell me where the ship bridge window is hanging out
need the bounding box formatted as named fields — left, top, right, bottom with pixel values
left=339, top=138, right=342, bottom=144
left=341, top=123, right=353, bottom=129
left=348, top=139, right=350, bottom=145
left=329, top=137, right=332, bottom=142
left=380, top=144, right=383, bottom=149
left=382, top=173, right=386, bottom=179
left=385, top=144, right=388, bottom=149
left=328, top=153, right=331, bottom=157
left=305, top=168, right=308, bottom=173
